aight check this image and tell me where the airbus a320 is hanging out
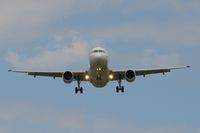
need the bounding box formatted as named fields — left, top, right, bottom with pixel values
left=9, top=47, right=190, bottom=94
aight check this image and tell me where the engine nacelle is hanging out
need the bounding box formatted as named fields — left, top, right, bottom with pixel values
left=125, top=70, right=136, bottom=82
left=63, top=71, right=73, bottom=84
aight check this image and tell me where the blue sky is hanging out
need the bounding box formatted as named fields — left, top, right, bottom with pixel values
left=0, top=0, right=200, bottom=133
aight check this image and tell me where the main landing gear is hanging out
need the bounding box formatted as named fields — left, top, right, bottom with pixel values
left=75, top=76, right=83, bottom=94
left=116, top=75, right=124, bottom=93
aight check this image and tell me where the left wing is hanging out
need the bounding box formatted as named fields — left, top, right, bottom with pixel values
left=8, top=70, right=87, bottom=81
left=135, top=66, right=190, bottom=76
left=110, top=66, right=190, bottom=81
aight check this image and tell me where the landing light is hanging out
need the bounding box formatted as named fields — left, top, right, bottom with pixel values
left=85, top=75, right=90, bottom=80
left=96, top=68, right=102, bottom=71
left=109, top=74, right=114, bottom=80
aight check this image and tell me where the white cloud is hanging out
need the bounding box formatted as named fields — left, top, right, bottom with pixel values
left=1, top=0, right=199, bottom=69
left=0, top=103, right=86, bottom=133
left=0, top=103, right=130, bottom=133
left=5, top=39, right=90, bottom=70
left=140, top=49, right=181, bottom=67
left=109, top=48, right=182, bottom=69
left=0, top=0, right=123, bottom=47
left=0, top=0, right=199, bottom=50
left=77, top=21, right=200, bottom=47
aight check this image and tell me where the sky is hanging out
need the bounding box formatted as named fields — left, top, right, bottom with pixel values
left=0, top=0, right=200, bottom=133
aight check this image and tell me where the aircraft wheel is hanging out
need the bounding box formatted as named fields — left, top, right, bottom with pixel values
left=75, top=87, right=78, bottom=94
left=116, top=86, right=119, bottom=93
left=121, top=86, right=124, bottom=93
left=80, top=87, right=83, bottom=94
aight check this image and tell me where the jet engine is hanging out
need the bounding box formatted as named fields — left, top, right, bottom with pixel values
left=125, top=70, right=136, bottom=82
left=63, top=71, right=73, bottom=83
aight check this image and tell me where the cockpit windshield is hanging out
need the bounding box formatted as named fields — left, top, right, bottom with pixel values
left=93, top=49, right=105, bottom=53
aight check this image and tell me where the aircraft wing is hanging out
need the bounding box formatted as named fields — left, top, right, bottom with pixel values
left=8, top=70, right=88, bottom=81
left=111, top=66, right=190, bottom=80
left=134, top=66, right=190, bottom=76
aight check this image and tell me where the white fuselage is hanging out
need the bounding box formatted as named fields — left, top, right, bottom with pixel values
left=89, top=47, right=110, bottom=88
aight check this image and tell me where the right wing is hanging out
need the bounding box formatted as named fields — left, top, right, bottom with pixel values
left=8, top=70, right=88, bottom=81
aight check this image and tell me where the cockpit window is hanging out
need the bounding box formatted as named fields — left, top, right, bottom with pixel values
left=92, top=50, right=105, bottom=53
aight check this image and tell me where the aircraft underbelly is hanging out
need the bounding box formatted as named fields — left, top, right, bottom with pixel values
left=91, top=78, right=108, bottom=88
left=89, top=69, right=109, bottom=88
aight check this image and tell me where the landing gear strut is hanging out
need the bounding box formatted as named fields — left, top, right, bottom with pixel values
left=116, top=74, right=124, bottom=93
left=75, top=76, right=83, bottom=94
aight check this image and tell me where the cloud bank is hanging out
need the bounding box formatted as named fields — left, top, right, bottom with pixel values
left=3, top=0, right=197, bottom=69
left=77, top=22, right=200, bottom=47
left=0, top=0, right=199, bottom=47
left=0, top=0, right=122, bottom=46
left=0, top=103, right=199, bottom=133
left=5, top=39, right=90, bottom=70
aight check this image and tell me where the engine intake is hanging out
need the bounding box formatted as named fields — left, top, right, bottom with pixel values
left=125, top=70, right=136, bottom=82
left=63, top=71, right=73, bottom=83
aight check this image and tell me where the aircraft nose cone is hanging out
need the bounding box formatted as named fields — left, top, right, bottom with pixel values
left=94, top=53, right=107, bottom=61
left=90, top=52, right=108, bottom=67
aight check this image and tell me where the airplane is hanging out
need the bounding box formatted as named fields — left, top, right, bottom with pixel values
left=8, top=47, right=190, bottom=94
